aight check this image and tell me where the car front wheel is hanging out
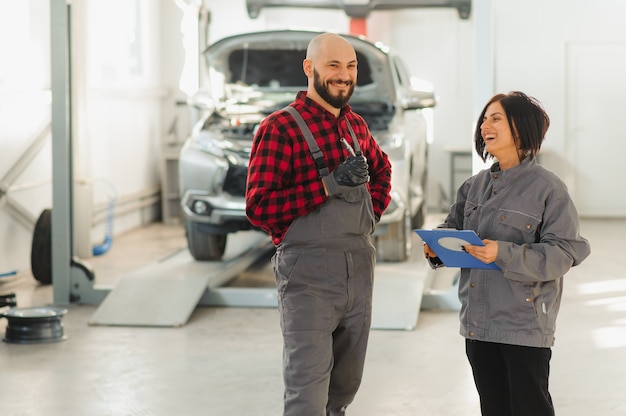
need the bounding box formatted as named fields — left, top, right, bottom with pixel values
left=185, top=220, right=227, bottom=261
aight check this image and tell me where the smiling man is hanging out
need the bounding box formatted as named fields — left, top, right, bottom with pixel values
left=245, top=33, right=392, bottom=415
left=306, top=33, right=357, bottom=112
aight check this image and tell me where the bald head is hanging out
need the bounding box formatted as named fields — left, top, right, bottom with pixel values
left=304, top=33, right=358, bottom=114
left=306, top=33, right=355, bottom=61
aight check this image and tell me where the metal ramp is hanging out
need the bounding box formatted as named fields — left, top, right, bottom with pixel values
left=89, top=232, right=274, bottom=327
left=370, top=255, right=461, bottom=330
left=88, top=228, right=459, bottom=329
left=371, top=264, right=426, bottom=331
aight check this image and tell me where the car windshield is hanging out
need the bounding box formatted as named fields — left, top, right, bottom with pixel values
left=225, top=48, right=374, bottom=88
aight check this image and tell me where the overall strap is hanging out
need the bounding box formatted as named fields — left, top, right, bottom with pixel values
left=283, top=106, right=330, bottom=177
left=345, top=122, right=362, bottom=153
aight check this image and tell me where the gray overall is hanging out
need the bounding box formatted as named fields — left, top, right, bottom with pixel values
left=274, top=106, right=377, bottom=416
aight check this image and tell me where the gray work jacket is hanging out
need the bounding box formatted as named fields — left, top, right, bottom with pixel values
left=439, top=157, right=590, bottom=348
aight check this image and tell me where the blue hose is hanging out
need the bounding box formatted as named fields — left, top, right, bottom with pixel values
left=92, top=196, right=116, bottom=256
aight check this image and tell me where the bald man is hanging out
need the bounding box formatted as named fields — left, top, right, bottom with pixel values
left=246, top=33, right=392, bottom=415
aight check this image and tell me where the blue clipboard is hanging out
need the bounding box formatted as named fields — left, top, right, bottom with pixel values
left=414, top=229, right=500, bottom=270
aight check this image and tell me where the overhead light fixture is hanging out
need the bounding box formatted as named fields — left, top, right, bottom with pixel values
left=246, top=0, right=472, bottom=20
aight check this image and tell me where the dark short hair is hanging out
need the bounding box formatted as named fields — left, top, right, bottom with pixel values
left=474, top=91, right=550, bottom=163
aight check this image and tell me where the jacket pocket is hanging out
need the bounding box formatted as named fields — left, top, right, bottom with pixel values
left=495, top=209, right=541, bottom=244
left=487, top=279, right=537, bottom=331
left=530, top=280, right=560, bottom=334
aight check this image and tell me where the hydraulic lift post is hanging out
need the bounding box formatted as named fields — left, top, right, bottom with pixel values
left=50, top=0, right=107, bottom=305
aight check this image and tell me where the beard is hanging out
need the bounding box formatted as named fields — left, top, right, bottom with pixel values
left=313, top=68, right=355, bottom=109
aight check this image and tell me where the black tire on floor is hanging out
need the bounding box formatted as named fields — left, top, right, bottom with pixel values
left=31, top=208, right=52, bottom=285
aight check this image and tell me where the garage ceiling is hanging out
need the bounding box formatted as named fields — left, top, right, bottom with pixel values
left=246, top=0, right=472, bottom=19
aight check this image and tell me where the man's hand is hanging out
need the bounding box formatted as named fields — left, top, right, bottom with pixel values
left=322, top=154, right=369, bottom=196
left=333, top=154, right=369, bottom=186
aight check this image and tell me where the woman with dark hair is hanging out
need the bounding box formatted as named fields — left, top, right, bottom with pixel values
left=424, top=91, right=590, bottom=415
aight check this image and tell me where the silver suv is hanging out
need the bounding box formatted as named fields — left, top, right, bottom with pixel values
left=179, top=30, right=435, bottom=262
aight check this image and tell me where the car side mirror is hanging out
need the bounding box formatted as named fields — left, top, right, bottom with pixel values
left=403, top=76, right=437, bottom=109
left=403, top=90, right=437, bottom=109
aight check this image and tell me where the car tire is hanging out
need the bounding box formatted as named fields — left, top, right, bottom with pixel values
left=31, top=208, right=53, bottom=285
left=185, top=220, right=227, bottom=261
left=376, top=208, right=411, bottom=262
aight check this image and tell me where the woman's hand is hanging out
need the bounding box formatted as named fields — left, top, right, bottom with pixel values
left=423, top=243, right=437, bottom=259
left=463, top=239, right=498, bottom=264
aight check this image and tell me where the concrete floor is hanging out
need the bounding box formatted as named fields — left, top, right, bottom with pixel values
left=0, top=216, right=625, bottom=415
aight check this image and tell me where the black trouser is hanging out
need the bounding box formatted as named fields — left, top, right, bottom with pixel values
left=466, top=339, right=555, bottom=416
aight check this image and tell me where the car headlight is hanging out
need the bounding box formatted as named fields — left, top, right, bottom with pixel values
left=191, top=130, right=234, bottom=158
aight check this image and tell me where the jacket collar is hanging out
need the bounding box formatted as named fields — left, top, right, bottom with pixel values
left=490, top=157, right=536, bottom=184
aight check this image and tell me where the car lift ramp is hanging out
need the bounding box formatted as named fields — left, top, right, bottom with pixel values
left=89, top=232, right=275, bottom=327
left=88, top=235, right=434, bottom=329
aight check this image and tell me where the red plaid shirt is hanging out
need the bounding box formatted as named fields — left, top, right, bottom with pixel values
left=245, top=91, right=392, bottom=245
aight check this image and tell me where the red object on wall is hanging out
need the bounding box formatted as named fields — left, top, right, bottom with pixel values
left=349, top=18, right=367, bottom=37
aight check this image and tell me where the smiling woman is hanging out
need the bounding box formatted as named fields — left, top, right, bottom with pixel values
left=476, top=93, right=549, bottom=171
left=479, top=101, right=519, bottom=170
left=425, top=91, right=590, bottom=416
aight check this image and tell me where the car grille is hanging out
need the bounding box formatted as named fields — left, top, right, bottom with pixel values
left=224, top=164, right=248, bottom=196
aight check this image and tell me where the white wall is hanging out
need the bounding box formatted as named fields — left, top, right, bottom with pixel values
left=369, top=8, right=475, bottom=209
left=1, top=0, right=624, bottom=275
left=0, top=0, right=168, bottom=274
left=0, top=0, right=53, bottom=275
left=490, top=0, right=626, bottom=215
left=81, top=0, right=165, bottom=233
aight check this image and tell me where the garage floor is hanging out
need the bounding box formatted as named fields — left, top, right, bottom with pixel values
left=0, top=216, right=624, bottom=416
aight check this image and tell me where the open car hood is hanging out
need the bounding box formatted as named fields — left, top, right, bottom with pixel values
left=202, top=30, right=397, bottom=111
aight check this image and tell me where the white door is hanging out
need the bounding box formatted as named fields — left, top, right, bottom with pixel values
left=567, top=42, right=626, bottom=217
